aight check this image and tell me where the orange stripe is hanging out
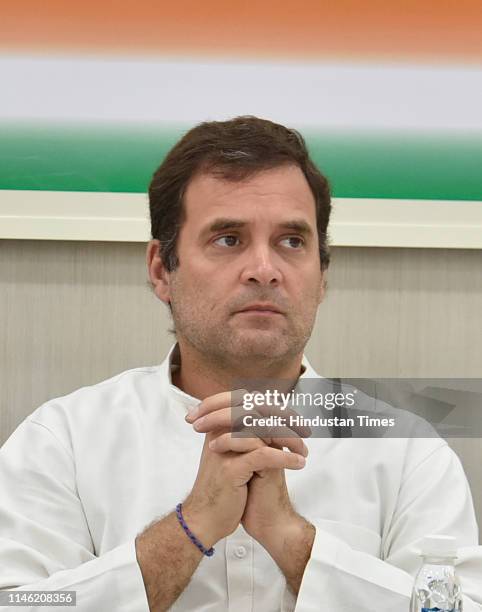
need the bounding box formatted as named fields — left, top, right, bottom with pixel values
left=2, top=0, right=482, bottom=62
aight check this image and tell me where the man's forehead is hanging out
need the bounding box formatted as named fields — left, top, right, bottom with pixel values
left=183, top=165, right=316, bottom=218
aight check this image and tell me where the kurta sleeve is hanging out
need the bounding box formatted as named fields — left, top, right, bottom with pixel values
left=0, top=417, right=150, bottom=611
left=282, top=442, right=482, bottom=611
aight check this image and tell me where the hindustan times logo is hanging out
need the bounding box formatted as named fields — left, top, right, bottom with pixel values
left=241, top=389, right=356, bottom=411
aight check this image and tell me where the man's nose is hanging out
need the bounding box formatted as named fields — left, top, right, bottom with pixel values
left=239, top=245, right=282, bottom=286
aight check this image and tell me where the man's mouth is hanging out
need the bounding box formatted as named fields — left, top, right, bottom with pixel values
left=236, top=303, right=284, bottom=316
left=237, top=310, right=282, bottom=316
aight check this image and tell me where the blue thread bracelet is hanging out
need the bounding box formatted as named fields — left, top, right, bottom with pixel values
left=175, top=503, right=215, bottom=557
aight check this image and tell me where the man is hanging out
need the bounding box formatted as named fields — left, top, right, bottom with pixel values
left=0, top=116, right=481, bottom=611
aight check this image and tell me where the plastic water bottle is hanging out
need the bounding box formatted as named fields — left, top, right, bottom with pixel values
left=410, top=535, right=462, bottom=612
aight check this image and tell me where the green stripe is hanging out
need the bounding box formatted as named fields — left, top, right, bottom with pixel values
left=1, top=123, right=482, bottom=200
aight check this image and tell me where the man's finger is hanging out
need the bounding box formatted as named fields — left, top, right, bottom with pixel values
left=259, top=434, right=308, bottom=457
left=192, top=410, right=309, bottom=457
left=236, top=446, right=306, bottom=474
left=209, top=434, right=265, bottom=454
left=186, top=389, right=311, bottom=440
left=191, top=407, right=233, bottom=432
left=192, top=405, right=265, bottom=433
left=185, top=388, right=248, bottom=423
left=209, top=432, right=308, bottom=457
left=251, top=403, right=312, bottom=438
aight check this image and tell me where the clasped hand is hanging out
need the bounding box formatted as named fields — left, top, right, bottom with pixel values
left=183, top=390, right=310, bottom=551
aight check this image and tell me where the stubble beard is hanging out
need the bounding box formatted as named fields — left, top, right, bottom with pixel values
left=170, top=302, right=317, bottom=374
left=167, top=271, right=321, bottom=373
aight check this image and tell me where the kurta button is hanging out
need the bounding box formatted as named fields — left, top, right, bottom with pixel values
left=234, top=545, right=247, bottom=559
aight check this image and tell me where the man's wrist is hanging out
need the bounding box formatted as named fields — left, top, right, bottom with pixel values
left=180, top=497, right=221, bottom=549
left=253, top=511, right=314, bottom=560
left=256, top=513, right=315, bottom=595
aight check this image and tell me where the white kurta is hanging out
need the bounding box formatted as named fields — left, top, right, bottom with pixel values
left=0, top=343, right=481, bottom=611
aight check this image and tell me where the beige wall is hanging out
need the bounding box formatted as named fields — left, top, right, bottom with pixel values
left=1, top=239, right=481, bottom=538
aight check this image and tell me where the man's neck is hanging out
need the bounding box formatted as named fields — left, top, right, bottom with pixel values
left=171, top=340, right=304, bottom=401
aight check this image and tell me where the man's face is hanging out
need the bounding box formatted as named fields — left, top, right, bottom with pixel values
left=151, top=164, right=325, bottom=367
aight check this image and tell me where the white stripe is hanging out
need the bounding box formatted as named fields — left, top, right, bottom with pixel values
left=1, top=190, right=481, bottom=248
left=1, top=55, right=482, bottom=130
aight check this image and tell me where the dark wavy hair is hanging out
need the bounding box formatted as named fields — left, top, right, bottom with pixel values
left=148, top=115, right=332, bottom=273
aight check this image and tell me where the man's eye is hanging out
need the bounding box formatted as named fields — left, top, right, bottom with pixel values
left=213, top=235, right=240, bottom=247
left=280, top=236, right=305, bottom=249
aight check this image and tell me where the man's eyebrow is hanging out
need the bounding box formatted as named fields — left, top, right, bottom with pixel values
left=278, top=220, right=314, bottom=236
left=202, top=218, right=314, bottom=236
left=204, top=218, right=247, bottom=233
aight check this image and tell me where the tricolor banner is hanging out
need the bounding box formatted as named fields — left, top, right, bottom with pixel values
left=1, top=1, right=481, bottom=247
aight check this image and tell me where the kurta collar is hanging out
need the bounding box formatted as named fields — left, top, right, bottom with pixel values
left=161, top=342, right=320, bottom=411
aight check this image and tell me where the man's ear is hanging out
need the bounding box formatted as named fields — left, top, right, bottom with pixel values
left=146, top=239, right=171, bottom=304
left=318, top=270, right=327, bottom=304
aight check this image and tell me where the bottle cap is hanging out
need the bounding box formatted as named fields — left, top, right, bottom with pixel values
left=420, top=535, right=458, bottom=558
